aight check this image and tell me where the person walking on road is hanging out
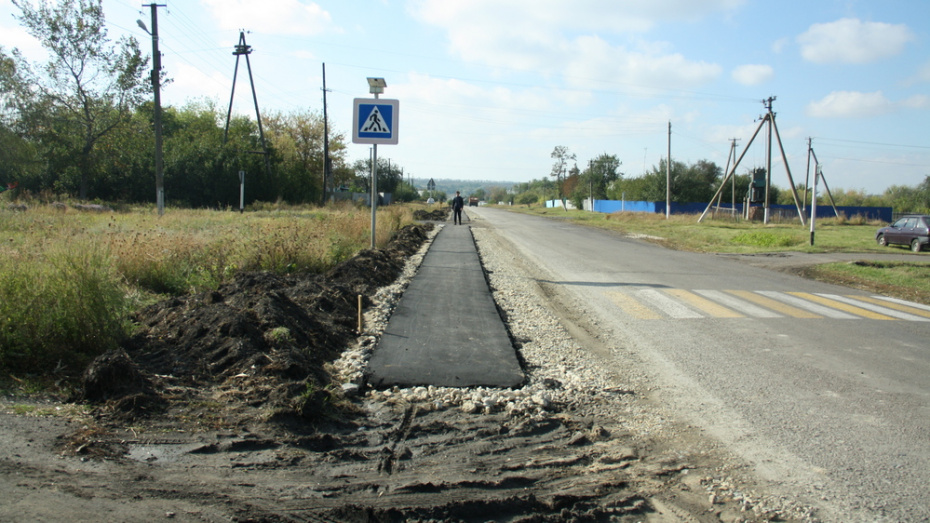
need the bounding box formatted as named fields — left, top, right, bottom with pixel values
left=451, top=191, right=464, bottom=225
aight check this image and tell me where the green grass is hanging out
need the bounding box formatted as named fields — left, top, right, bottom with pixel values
left=502, top=205, right=930, bottom=305
left=508, top=207, right=886, bottom=254
left=0, top=203, right=415, bottom=379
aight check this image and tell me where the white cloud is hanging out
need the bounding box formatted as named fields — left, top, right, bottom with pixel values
left=731, top=64, right=773, bottom=86
left=410, top=0, right=732, bottom=90
left=164, top=62, right=230, bottom=106
left=901, top=95, right=930, bottom=110
left=771, top=37, right=789, bottom=54
left=806, top=91, right=895, bottom=118
left=201, top=0, right=336, bottom=36
left=796, top=18, right=914, bottom=64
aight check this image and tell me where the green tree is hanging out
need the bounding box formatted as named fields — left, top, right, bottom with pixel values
left=487, top=185, right=510, bottom=205
left=550, top=145, right=576, bottom=207
left=5, top=0, right=150, bottom=200
left=573, top=153, right=622, bottom=208
left=392, top=180, right=420, bottom=202
left=351, top=157, right=405, bottom=199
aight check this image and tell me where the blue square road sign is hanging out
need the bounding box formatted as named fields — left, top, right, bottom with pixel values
left=353, top=98, right=399, bottom=145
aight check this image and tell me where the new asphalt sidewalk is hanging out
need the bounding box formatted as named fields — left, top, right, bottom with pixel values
left=366, top=218, right=525, bottom=388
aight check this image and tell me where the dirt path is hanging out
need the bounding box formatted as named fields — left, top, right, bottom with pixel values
left=1, top=220, right=820, bottom=522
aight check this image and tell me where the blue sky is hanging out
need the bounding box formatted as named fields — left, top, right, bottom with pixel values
left=3, top=0, right=929, bottom=194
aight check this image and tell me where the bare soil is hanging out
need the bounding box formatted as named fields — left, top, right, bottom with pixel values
left=1, top=217, right=813, bottom=522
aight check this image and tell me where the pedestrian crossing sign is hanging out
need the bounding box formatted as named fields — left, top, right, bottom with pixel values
left=353, top=98, right=399, bottom=144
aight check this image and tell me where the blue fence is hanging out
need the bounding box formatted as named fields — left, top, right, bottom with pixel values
left=591, top=200, right=892, bottom=222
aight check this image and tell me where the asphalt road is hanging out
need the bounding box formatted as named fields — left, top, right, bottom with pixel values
left=469, top=206, right=930, bottom=523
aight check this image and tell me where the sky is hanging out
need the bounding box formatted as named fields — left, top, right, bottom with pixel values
left=2, top=0, right=929, bottom=194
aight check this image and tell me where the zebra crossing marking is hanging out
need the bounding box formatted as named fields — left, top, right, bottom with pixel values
left=665, top=289, right=744, bottom=318
left=601, top=288, right=930, bottom=322
left=757, top=291, right=857, bottom=319
left=694, top=290, right=782, bottom=318
left=636, top=289, right=702, bottom=318
left=786, top=292, right=895, bottom=320
left=605, top=291, right=662, bottom=319
left=815, top=294, right=928, bottom=322
left=726, top=290, right=821, bottom=318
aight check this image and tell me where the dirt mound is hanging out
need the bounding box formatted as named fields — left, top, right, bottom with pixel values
left=89, top=223, right=432, bottom=425
left=413, top=208, right=448, bottom=221
left=80, top=348, right=151, bottom=402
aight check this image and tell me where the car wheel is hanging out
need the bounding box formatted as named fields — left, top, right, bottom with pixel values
left=912, top=239, right=922, bottom=253
left=877, top=234, right=888, bottom=247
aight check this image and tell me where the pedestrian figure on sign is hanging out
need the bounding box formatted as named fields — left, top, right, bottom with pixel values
left=451, top=191, right=464, bottom=225
left=367, top=112, right=384, bottom=132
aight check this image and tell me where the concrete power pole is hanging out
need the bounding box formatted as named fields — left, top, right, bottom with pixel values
left=141, top=4, right=166, bottom=216
left=666, top=121, right=671, bottom=219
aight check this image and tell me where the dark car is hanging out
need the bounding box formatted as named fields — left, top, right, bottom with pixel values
left=875, top=215, right=930, bottom=252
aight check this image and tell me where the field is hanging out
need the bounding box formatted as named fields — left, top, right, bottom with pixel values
left=0, top=202, right=413, bottom=379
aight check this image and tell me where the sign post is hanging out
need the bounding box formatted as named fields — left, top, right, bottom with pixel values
left=353, top=83, right=399, bottom=249
left=238, top=170, right=245, bottom=214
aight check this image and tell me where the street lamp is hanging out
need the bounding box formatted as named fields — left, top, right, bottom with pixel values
left=138, top=15, right=164, bottom=216
left=367, top=78, right=386, bottom=249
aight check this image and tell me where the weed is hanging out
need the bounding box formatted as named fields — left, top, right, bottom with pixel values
left=731, top=231, right=802, bottom=248
left=264, top=326, right=294, bottom=345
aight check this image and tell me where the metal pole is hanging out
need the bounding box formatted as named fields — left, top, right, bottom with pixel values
left=370, top=92, right=379, bottom=250
left=239, top=170, right=245, bottom=213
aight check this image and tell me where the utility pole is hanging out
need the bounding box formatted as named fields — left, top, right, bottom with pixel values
left=764, top=96, right=774, bottom=224
left=224, top=31, right=271, bottom=181
left=666, top=121, right=671, bottom=219
left=729, top=138, right=739, bottom=211
left=698, top=97, right=805, bottom=225
left=321, top=63, right=331, bottom=205
left=803, top=137, right=812, bottom=211
left=140, top=4, right=166, bottom=216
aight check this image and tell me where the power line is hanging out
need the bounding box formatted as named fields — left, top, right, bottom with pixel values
left=812, top=137, right=930, bottom=150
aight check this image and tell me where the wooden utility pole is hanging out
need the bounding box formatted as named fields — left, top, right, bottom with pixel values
left=322, top=63, right=332, bottom=205
left=224, top=31, right=271, bottom=181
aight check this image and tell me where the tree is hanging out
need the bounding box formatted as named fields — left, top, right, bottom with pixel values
left=263, top=109, right=348, bottom=204
left=550, top=145, right=576, bottom=208
left=351, top=157, right=405, bottom=197
left=5, top=0, right=149, bottom=200
left=573, top=153, right=622, bottom=208
left=487, top=185, right=510, bottom=205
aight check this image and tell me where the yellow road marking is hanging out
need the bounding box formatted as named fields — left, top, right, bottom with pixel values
left=786, top=292, right=896, bottom=320
left=726, top=290, right=821, bottom=318
left=605, top=291, right=662, bottom=319
left=665, top=289, right=744, bottom=318
left=853, top=295, right=930, bottom=319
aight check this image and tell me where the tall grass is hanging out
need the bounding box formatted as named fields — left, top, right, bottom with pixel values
left=0, top=203, right=413, bottom=377
left=0, top=243, right=129, bottom=373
